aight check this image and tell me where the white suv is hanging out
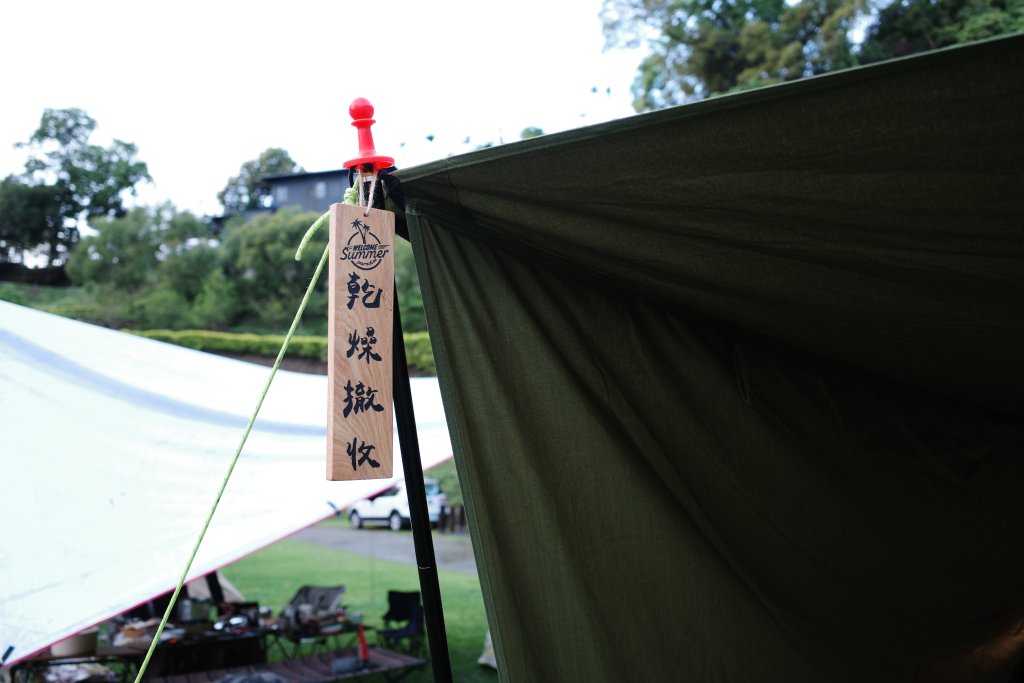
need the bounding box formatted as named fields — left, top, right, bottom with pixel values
left=349, top=478, right=446, bottom=531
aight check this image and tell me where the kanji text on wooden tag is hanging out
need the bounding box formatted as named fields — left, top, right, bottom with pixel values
left=327, top=204, right=394, bottom=480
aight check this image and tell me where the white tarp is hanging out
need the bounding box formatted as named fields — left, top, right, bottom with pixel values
left=0, top=301, right=453, bottom=665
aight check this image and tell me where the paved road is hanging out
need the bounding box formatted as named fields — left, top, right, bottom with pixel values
left=293, top=524, right=479, bottom=576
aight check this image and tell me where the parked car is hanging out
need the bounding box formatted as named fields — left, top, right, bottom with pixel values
left=349, top=478, right=446, bottom=531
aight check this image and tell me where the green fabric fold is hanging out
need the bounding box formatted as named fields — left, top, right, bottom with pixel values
left=402, top=34, right=1024, bottom=682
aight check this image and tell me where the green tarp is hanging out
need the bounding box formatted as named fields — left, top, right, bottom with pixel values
left=397, top=35, right=1024, bottom=682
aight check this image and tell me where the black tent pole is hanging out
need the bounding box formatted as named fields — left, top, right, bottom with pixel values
left=392, top=291, right=453, bottom=683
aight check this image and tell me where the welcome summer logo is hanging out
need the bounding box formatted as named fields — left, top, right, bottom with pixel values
left=341, top=218, right=390, bottom=271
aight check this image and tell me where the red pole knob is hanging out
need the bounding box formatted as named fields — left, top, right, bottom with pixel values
left=344, top=98, right=395, bottom=172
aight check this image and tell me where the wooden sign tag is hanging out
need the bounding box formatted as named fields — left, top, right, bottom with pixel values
left=327, top=203, right=395, bottom=480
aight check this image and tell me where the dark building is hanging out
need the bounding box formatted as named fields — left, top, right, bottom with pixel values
left=211, top=169, right=352, bottom=234
left=261, top=169, right=351, bottom=214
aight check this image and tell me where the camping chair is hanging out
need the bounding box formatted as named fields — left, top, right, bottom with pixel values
left=377, top=591, right=425, bottom=656
left=273, top=585, right=346, bottom=657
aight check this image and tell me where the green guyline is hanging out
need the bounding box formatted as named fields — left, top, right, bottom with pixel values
left=132, top=203, right=335, bottom=683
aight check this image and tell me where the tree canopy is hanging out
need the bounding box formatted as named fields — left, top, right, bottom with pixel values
left=66, top=204, right=208, bottom=293
left=0, top=177, right=63, bottom=265
left=15, top=108, right=151, bottom=264
left=603, top=0, right=1024, bottom=109
left=64, top=204, right=225, bottom=329
left=217, top=147, right=302, bottom=215
left=860, top=0, right=1024, bottom=63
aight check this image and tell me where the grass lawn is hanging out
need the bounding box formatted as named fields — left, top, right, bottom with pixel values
left=220, top=537, right=497, bottom=683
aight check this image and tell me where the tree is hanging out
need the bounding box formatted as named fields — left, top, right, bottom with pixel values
left=191, top=269, right=239, bottom=331
left=18, top=108, right=151, bottom=264
left=859, top=0, right=1024, bottom=63
left=65, top=204, right=218, bottom=328
left=603, top=0, right=866, bottom=109
left=65, top=207, right=162, bottom=293
left=220, top=207, right=327, bottom=330
left=217, top=148, right=302, bottom=215
left=0, top=176, right=63, bottom=263
left=605, top=0, right=1024, bottom=111
left=65, top=204, right=210, bottom=291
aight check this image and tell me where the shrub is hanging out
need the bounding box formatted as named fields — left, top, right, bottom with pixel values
left=125, top=329, right=326, bottom=362
left=134, top=286, right=197, bottom=330
left=0, top=283, right=27, bottom=305
left=125, top=329, right=437, bottom=374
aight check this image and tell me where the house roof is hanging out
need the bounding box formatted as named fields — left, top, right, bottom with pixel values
left=260, top=168, right=352, bottom=183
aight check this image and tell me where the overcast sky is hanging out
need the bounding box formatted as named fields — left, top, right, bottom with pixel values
left=0, top=1, right=643, bottom=217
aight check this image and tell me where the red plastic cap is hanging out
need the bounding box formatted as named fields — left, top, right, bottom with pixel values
left=349, top=98, right=374, bottom=121
left=344, top=97, right=394, bottom=172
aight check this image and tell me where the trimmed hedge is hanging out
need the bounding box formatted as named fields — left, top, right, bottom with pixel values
left=126, top=329, right=436, bottom=376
